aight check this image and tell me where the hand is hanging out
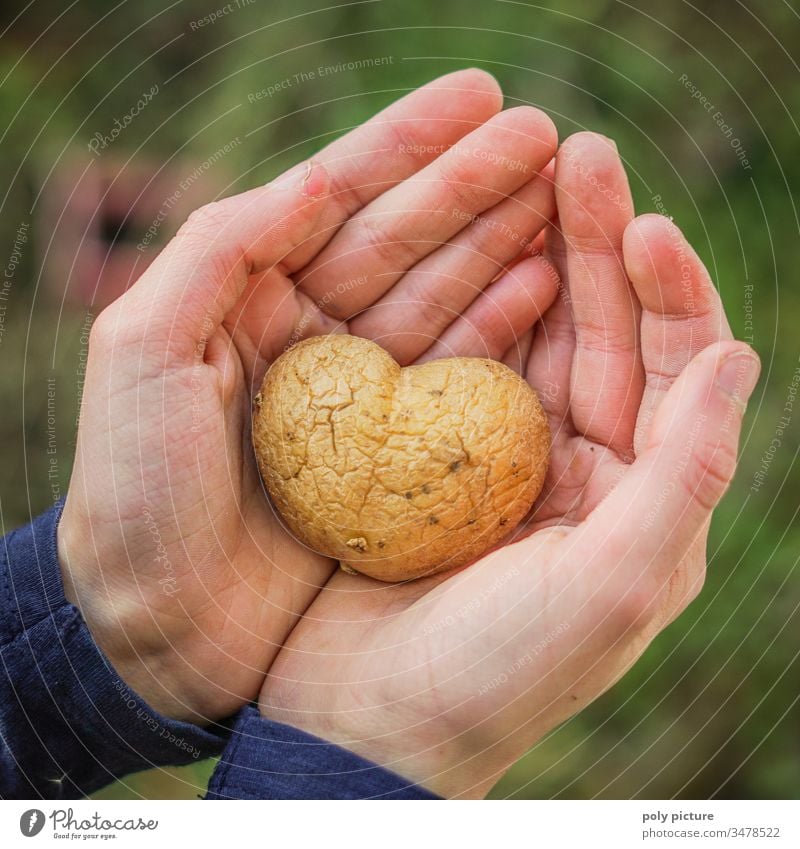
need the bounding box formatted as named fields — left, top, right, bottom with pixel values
left=258, top=133, right=760, bottom=797
left=57, top=69, right=559, bottom=724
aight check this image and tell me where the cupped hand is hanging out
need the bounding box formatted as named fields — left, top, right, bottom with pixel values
left=258, top=133, right=760, bottom=797
left=57, top=69, right=560, bottom=724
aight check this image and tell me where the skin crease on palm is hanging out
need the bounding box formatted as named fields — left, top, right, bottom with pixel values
left=55, top=69, right=760, bottom=797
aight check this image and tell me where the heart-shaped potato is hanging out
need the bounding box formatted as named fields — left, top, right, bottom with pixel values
left=252, top=335, right=549, bottom=582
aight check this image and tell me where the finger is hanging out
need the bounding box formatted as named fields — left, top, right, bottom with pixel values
left=119, top=163, right=330, bottom=358
left=221, top=265, right=345, bottom=387
left=285, top=68, right=504, bottom=269
left=622, top=214, right=734, bottom=454
left=524, top=225, right=575, bottom=432
left=555, top=132, right=642, bottom=457
left=416, top=255, right=558, bottom=362
left=299, top=106, right=559, bottom=318
left=502, top=327, right=534, bottom=376
left=572, top=341, right=759, bottom=619
left=503, top=228, right=547, bottom=275
left=351, top=163, right=556, bottom=364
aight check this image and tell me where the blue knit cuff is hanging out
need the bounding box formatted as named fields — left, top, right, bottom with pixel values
left=207, top=706, right=439, bottom=800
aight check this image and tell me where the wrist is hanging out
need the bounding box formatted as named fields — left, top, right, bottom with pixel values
left=258, top=685, right=491, bottom=798
left=56, top=498, right=206, bottom=724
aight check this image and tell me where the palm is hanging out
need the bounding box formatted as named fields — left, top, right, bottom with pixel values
left=527, top=434, right=622, bottom=528
left=146, top=249, right=616, bottom=721
left=260, top=132, right=738, bottom=798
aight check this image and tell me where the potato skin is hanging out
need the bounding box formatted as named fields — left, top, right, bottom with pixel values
left=252, top=335, right=549, bottom=582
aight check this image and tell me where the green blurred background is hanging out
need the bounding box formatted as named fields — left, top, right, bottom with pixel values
left=1, top=0, right=798, bottom=799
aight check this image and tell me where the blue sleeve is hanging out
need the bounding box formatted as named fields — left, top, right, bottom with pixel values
left=1, top=503, right=440, bottom=800
left=206, top=707, right=438, bottom=799
left=0, top=502, right=226, bottom=798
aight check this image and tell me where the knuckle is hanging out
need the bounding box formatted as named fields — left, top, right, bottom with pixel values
left=644, top=371, right=676, bottom=395
left=88, top=307, right=120, bottom=352
left=401, top=279, right=452, bottom=332
left=89, top=305, right=143, bottom=353
left=442, top=158, right=492, bottom=212
left=327, top=170, right=372, bottom=217
left=577, top=319, right=637, bottom=357
left=180, top=200, right=230, bottom=240
left=359, top=214, right=418, bottom=271
left=177, top=200, right=242, bottom=277
left=562, top=233, right=626, bottom=256
left=467, top=216, right=522, bottom=263
left=683, top=436, right=738, bottom=513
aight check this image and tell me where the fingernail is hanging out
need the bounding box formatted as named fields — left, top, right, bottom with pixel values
left=717, top=350, right=760, bottom=405
left=301, top=160, right=327, bottom=198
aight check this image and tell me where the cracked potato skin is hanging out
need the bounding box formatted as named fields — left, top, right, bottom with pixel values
left=252, top=335, right=549, bottom=582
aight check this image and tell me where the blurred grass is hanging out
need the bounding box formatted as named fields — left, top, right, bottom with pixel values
left=1, top=0, right=798, bottom=799
left=92, top=761, right=216, bottom=801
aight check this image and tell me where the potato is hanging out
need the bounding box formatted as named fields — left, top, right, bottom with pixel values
left=252, top=335, right=549, bottom=582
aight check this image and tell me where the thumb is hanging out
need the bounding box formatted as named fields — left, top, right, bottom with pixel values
left=114, top=161, right=329, bottom=356
left=573, top=340, right=760, bottom=603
